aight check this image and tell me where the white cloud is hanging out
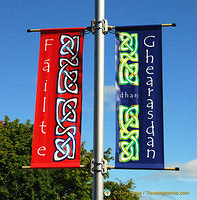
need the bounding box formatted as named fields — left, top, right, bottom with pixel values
left=104, top=85, right=115, bottom=102
left=142, top=158, right=197, bottom=182
left=86, top=85, right=115, bottom=112
left=179, top=159, right=197, bottom=178
left=141, top=196, right=157, bottom=200
left=104, top=85, right=115, bottom=111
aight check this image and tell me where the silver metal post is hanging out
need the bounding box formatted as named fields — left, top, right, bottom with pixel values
left=93, top=0, right=105, bottom=199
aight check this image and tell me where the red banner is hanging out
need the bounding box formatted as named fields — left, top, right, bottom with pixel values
left=31, top=28, right=85, bottom=168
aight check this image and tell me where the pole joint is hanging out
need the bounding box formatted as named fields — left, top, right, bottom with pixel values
left=90, top=159, right=108, bottom=175
left=91, top=19, right=109, bottom=34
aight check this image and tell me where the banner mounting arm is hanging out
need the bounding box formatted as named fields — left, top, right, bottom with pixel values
left=162, top=23, right=176, bottom=27
left=20, top=165, right=179, bottom=171
left=20, top=165, right=88, bottom=169
left=27, top=23, right=176, bottom=33
left=107, top=165, right=179, bottom=171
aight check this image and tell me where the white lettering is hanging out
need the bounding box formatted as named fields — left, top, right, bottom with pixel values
left=147, top=110, right=153, bottom=119
left=148, top=88, right=154, bottom=97
left=146, top=65, right=154, bottom=74
left=147, top=149, right=155, bottom=159
left=44, top=39, right=54, bottom=51
left=144, top=35, right=155, bottom=48
left=144, top=35, right=157, bottom=161
left=119, top=91, right=138, bottom=99
left=146, top=50, right=154, bottom=63
left=147, top=137, right=154, bottom=147
left=120, top=92, right=123, bottom=98
left=44, top=80, right=48, bottom=92
left=147, top=99, right=153, bottom=109
left=39, top=121, right=47, bottom=134
left=43, top=97, right=46, bottom=112
left=146, top=76, right=153, bottom=87
left=146, top=120, right=154, bottom=136
left=37, top=146, right=46, bottom=156
left=43, top=59, right=50, bottom=72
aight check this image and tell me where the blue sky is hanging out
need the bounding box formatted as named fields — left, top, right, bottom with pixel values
left=0, top=0, right=197, bottom=199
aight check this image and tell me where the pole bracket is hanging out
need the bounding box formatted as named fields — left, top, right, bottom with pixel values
left=90, top=158, right=108, bottom=175
left=91, top=19, right=109, bottom=35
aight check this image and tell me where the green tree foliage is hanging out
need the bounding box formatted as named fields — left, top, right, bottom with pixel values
left=0, top=116, right=139, bottom=200
left=104, top=179, right=140, bottom=200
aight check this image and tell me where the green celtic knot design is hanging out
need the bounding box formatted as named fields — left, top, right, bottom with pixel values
left=119, top=32, right=138, bottom=61
left=119, top=105, right=139, bottom=131
left=119, top=130, right=139, bottom=162
left=119, top=105, right=139, bottom=162
left=119, top=56, right=139, bottom=85
left=119, top=32, right=139, bottom=86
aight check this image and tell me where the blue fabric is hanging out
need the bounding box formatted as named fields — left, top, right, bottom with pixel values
left=115, top=25, right=164, bottom=169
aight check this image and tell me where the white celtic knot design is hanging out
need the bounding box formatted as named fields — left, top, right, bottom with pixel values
left=119, top=32, right=139, bottom=86
left=54, top=33, right=82, bottom=163
left=57, top=60, right=79, bottom=94
left=59, top=35, right=79, bottom=67
left=54, top=126, right=77, bottom=161
left=56, top=98, right=78, bottom=130
left=119, top=105, right=139, bottom=162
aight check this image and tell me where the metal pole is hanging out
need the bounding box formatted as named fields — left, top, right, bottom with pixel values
left=93, top=0, right=105, bottom=199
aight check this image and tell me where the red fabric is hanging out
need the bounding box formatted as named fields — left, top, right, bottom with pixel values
left=31, top=28, right=85, bottom=168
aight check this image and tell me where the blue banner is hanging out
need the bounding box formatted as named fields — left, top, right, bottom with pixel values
left=115, top=25, right=164, bottom=169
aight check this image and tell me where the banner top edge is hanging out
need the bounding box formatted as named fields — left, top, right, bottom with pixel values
left=40, top=27, right=85, bottom=33
left=115, top=25, right=161, bottom=31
